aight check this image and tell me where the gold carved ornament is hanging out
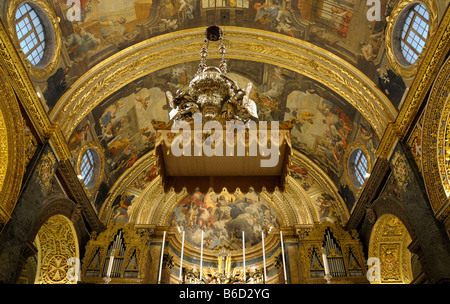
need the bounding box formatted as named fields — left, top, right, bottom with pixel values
left=368, top=214, right=413, bottom=284
left=0, top=66, right=26, bottom=225
left=297, top=222, right=367, bottom=283
left=50, top=27, right=395, bottom=141
left=80, top=224, right=152, bottom=283
left=421, top=54, right=450, bottom=219
left=35, top=215, right=79, bottom=284
left=376, top=0, right=450, bottom=162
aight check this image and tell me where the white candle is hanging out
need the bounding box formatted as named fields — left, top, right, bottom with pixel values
left=200, top=230, right=204, bottom=282
left=158, top=231, right=166, bottom=284
left=280, top=230, right=287, bottom=283
left=106, top=248, right=115, bottom=278
left=242, top=231, right=246, bottom=282
left=262, top=231, right=266, bottom=283
left=179, top=230, right=185, bottom=282
left=322, top=247, right=330, bottom=275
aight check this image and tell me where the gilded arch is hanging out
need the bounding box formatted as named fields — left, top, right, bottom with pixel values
left=34, top=214, right=80, bottom=284
left=368, top=214, right=413, bottom=284
left=422, top=55, right=450, bottom=220
left=0, top=66, right=26, bottom=225
left=50, top=27, right=396, bottom=140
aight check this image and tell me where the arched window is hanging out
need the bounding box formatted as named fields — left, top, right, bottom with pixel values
left=349, top=149, right=369, bottom=187
left=400, top=3, right=430, bottom=65
left=80, top=149, right=96, bottom=186
left=14, top=3, right=46, bottom=66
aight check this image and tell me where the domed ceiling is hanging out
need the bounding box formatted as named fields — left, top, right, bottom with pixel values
left=13, top=0, right=417, bottom=228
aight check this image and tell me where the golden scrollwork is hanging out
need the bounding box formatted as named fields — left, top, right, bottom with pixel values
left=422, top=54, right=450, bottom=220
left=80, top=223, right=152, bottom=283
left=50, top=27, right=396, bottom=141
left=35, top=214, right=79, bottom=284
left=0, top=66, right=25, bottom=225
left=377, top=2, right=450, bottom=160
left=297, top=222, right=367, bottom=284
left=6, top=0, right=63, bottom=79
left=368, top=214, right=413, bottom=284
left=384, top=0, right=439, bottom=78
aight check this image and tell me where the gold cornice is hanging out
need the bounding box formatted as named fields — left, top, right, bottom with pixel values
left=376, top=4, right=450, bottom=160
left=0, top=17, right=71, bottom=161
left=50, top=27, right=396, bottom=140
left=0, top=66, right=26, bottom=224
left=422, top=54, right=450, bottom=219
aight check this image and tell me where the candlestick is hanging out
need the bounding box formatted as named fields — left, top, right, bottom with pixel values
left=103, top=248, right=115, bottom=284
left=200, top=230, right=204, bottom=282
left=280, top=230, right=287, bottom=284
left=242, top=231, right=246, bottom=282
left=262, top=231, right=266, bottom=283
left=322, top=247, right=332, bottom=284
left=158, top=231, right=166, bottom=284
left=179, top=230, right=185, bottom=283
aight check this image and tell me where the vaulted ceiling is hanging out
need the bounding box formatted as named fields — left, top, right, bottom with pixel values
left=5, top=0, right=447, bottom=235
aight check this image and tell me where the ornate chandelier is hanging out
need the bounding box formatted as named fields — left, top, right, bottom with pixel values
left=165, top=25, right=258, bottom=124
left=152, top=25, right=294, bottom=194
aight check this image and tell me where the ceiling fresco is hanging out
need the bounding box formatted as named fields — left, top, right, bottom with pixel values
left=2, top=0, right=418, bottom=228
left=36, top=0, right=410, bottom=115
left=67, top=58, right=377, bottom=216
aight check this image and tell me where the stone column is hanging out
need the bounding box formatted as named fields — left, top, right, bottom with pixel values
left=390, top=142, right=450, bottom=283
left=0, top=142, right=58, bottom=283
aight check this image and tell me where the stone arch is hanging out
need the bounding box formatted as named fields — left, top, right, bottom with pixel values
left=33, top=213, right=80, bottom=284
left=422, top=55, right=450, bottom=221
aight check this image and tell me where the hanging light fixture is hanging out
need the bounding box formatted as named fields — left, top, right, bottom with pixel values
left=165, top=25, right=258, bottom=124
left=152, top=25, right=294, bottom=194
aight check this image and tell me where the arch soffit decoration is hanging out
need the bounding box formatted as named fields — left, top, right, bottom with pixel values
left=34, top=214, right=80, bottom=284
left=422, top=54, right=450, bottom=221
left=0, top=66, right=25, bottom=225
left=31, top=196, right=85, bottom=245
left=98, top=148, right=350, bottom=228
left=368, top=213, right=413, bottom=284
left=50, top=27, right=397, bottom=140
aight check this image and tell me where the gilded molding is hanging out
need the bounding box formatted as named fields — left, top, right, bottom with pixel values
left=0, top=66, right=25, bottom=225
left=0, top=14, right=71, bottom=161
left=422, top=54, right=450, bottom=220
left=6, top=0, right=63, bottom=79
left=384, top=0, right=439, bottom=78
left=50, top=27, right=396, bottom=140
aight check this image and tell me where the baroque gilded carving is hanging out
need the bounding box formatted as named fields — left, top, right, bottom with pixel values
left=297, top=222, right=367, bottom=283
left=35, top=214, right=79, bottom=284
left=368, top=214, right=413, bottom=284
left=50, top=27, right=396, bottom=141
left=0, top=66, right=26, bottom=225
left=80, top=223, right=152, bottom=283
left=422, top=55, right=450, bottom=220
left=377, top=2, right=450, bottom=160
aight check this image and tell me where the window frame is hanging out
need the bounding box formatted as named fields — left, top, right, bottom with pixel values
left=15, top=3, right=47, bottom=66
left=399, top=4, right=430, bottom=65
